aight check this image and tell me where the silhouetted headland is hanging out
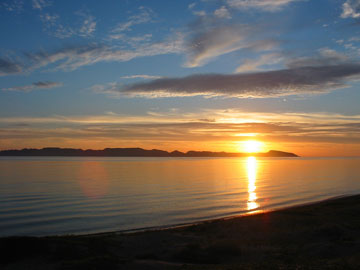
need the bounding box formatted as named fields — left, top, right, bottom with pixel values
left=0, top=147, right=298, bottom=157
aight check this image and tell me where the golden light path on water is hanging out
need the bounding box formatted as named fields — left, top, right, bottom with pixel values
left=78, top=161, right=109, bottom=199
left=246, top=156, right=259, bottom=212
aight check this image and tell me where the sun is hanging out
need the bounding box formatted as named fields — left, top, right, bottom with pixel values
left=242, top=140, right=263, bottom=153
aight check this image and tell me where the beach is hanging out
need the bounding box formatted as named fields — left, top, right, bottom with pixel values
left=1, top=194, right=360, bottom=269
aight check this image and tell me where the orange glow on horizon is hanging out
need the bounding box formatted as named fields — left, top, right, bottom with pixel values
left=3, top=137, right=360, bottom=157
left=241, top=140, right=264, bottom=153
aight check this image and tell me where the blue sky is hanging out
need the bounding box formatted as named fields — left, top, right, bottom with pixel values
left=1, top=0, right=360, bottom=156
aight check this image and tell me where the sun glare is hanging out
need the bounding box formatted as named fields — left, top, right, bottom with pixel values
left=242, top=140, right=263, bottom=153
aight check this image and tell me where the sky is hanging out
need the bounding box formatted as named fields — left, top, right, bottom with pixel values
left=1, top=0, right=360, bottom=156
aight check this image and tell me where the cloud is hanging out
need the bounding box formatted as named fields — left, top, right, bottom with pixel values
left=3, top=81, right=62, bottom=92
left=188, top=3, right=196, bottom=9
left=235, top=53, right=283, bottom=73
left=33, top=81, right=62, bottom=88
left=349, top=37, right=360, bottom=42
left=1, top=111, right=360, bottom=150
left=341, top=0, right=360, bottom=18
left=97, top=62, right=360, bottom=99
left=110, top=6, right=154, bottom=34
left=38, top=9, right=96, bottom=39
left=25, top=33, right=183, bottom=71
left=40, top=13, right=59, bottom=26
left=187, top=3, right=207, bottom=17
left=0, top=58, right=23, bottom=76
left=226, top=0, right=301, bottom=11
left=1, top=0, right=24, bottom=12
left=32, top=0, right=52, bottom=10
left=214, top=6, right=231, bottom=19
left=184, top=21, right=277, bottom=67
left=120, top=74, right=163, bottom=80
left=0, top=32, right=183, bottom=75
left=192, top=10, right=207, bottom=17
left=52, top=24, right=75, bottom=39
left=77, top=12, right=97, bottom=37
left=109, top=33, right=153, bottom=47
left=286, top=48, right=349, bottom=68
left=185, top=24, right=245, bottom=67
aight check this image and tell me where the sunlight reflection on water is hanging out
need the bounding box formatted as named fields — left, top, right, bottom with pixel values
left=1, top=156, right=360, bottom=236
left=247, top=157, right=259, bottom=212
left=78, top=162, right=109, bottom=199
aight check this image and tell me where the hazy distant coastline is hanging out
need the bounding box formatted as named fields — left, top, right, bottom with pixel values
left=0, top=147, right=298, bottom=157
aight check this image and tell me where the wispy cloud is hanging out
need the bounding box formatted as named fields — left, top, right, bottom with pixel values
left=1, top=0, right=24, bottom=13
left=214, top=6, right=231, bottom=19
left=188, top=3, right=196, bottom=10
left=25, top=33, right=183, bottom=71
left=184, top=21, right=277, bottom=67
left=235, top=53, right=283, bottom=73
left=32, top=0, right=52, bottom=10
left=39, top=12, right=59, bottom=30
left=0, top=57, right=23, bottom=76
left=38, top=9, right=96, bottom=39
left=2, top=81, right=62, bottom=92
left=97, top=61, right=360, bottom=99
left=286, top=48, right=349, bottom=68
left=120, top=74, right=163, bottom=80
left=77, top=11, right=97, bottom=37
left=110, top=6, right=154, bottom=35
left=1, top=111, right=360, bottom=152
left=0, top=32, right=183, bottom=76
left=341, top=0, right=360, bottom=18
left=226, top=0, right=301, bottom=11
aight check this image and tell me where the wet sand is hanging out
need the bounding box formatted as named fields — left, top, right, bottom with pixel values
left=1, top=194, right=360, bottom=269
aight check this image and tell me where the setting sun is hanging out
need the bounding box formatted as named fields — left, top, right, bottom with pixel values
left=242, top=140, right=263, bottom=153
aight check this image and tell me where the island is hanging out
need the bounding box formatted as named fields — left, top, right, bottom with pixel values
left=0, top=147, right=298, bottom=157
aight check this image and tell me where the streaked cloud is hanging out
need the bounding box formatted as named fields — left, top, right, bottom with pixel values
left=341, top=0, right=360, bottom=18
left=2, top=81, right=62, bottom=92
left=214, top=6, right=231, bottom=19
left=1, top=111, right=360, bottom=153
left=287, top=48, right=349, bottom=68
left=0, top=31, right=183, bottom=75
left=1, top=0, right=23, bottom=12
left=2, top=110, right=360, bottom=128
left=0, top=58, right=23, bottom=76
left=28, top=35, right=182, bottom=71
left=40, top=13, right=59, bottom=27
left=96, top=62, right=360, bottom=98
left=77, top=11, right=97, bottom=37
left=235, top=53, right=283, bottom=73
left=32, top=0, right=52, bottom=10
left=38, top=9, right=96, bottom=39
left=120, top=74, right=163, bottom=80
left=110, top=6, right=154, bottom=35
left=184, top=21, right=277, bottom=67
left=226, top=0, right=301, bottom=11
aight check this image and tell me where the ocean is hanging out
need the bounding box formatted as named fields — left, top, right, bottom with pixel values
left=0, top=156, right=359, bottom=236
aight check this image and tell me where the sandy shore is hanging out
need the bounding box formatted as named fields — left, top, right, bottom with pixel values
left=1, top=194, right=360, bottom=269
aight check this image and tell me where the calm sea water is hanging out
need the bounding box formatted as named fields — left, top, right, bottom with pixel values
left=0, top=156, right=360, bottom=236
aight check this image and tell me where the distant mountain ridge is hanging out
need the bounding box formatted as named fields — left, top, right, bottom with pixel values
left=0, top=147, right=298, bottom=157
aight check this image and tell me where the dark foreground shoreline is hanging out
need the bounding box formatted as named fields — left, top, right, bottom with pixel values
left=1, top=195, right=360, bottom=269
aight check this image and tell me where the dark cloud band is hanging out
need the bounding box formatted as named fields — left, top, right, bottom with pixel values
left=103, top=63, right=360, bottom=98
left=3, top=81, right=63, bottom=92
